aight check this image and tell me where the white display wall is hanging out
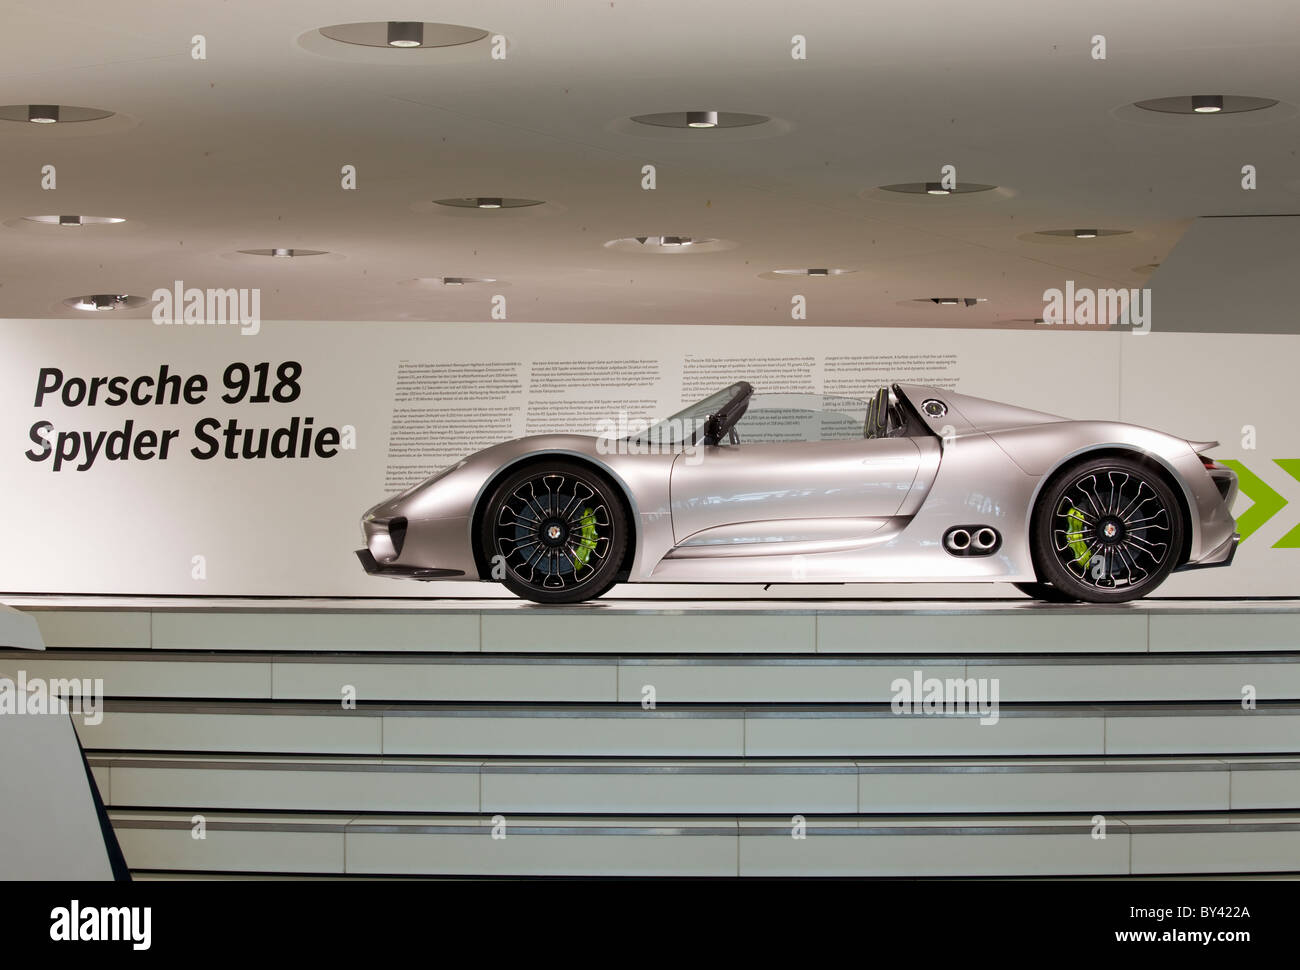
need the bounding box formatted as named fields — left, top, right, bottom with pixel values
left=0, top=318, right=1294, bottom=597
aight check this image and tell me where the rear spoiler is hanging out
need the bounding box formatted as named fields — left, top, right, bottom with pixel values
left=1187, top=440, right=1220, bottom=454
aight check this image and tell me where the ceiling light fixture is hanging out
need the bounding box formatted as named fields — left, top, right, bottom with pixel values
left=878, top=181, right=999, bottom=196
left=64, top=294, right=147, bottom=312
left=764, top=268, right=857, bottom=278
left=316, top=21, right=488, bottom=50
left=604, top=235, right=732, bottom=254
left=386, top=21, right=424, bottom=47
left=432, top=197, right=545, bottom=210
left=0, top=104, right=115, bottom=124
left=1033, top=228, right=1131, bottom=240
left=629, top=111, right=769, bottom=130
left=1132, top=94, right=1277, bottom=115
left=22, top=214, right=126, bottom=226
left=236, top=248, right=330, bottom=258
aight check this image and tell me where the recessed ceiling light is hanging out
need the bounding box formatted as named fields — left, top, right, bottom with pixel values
left=1133, top=94, right=1277, bottom=115
left=237, top=248, right=329, bottom=258
left=630, top=111, right=769, bottom=129
left=767, top=268, right=856, bottom=278
left=317, top=21, right=489, bottom=49
left=1035, top=228, right=1131, bottom=240
left=921, top=297, right=987, bottom=307
left=604, top=235, right=734, bottom=254
left=386, top=21, right=423, bottom=47
left=0, top=104, right=115, bottom=124
left=432, top=197, right=545, bottom=210
left=880, top=181, right=998, bottom=195
left=397, top=276, right=501, bottom=289
left=63, top=294, right=148, bottom=312
left=636, top=235, right=696, bottom=246
left=22, top=215, right=126, bottom=226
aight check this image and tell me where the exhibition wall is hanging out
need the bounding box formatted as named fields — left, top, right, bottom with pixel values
left=1, top=316, right=1293, bottom=597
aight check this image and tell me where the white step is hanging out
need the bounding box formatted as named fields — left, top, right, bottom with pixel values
left=106, top=810, right=1300, bottom=877
left=17, top=602, right=1300, bottom=655
left=9, top=650, right=1300, bottom=703
left=73, top=700, right=1300, bottom=758
left=87, top=754, right=1300, bottom=815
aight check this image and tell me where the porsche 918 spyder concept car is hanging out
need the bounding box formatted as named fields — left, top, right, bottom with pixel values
left=356, top=382, right=1240, bottom=604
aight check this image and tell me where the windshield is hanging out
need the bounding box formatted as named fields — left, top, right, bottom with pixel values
left=626, top=382, right=748, bottom=447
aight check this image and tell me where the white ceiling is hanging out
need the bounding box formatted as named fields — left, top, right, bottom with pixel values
left=1, top=0, right=1298, bottom=327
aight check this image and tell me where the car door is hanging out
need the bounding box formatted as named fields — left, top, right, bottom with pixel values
left=668, top=436, right=922, bottom=550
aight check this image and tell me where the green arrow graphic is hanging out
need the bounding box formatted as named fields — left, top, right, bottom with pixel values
left=1272, top=459, right=1300, bottom=548
left=1220, top=460, right=1287, bottom=542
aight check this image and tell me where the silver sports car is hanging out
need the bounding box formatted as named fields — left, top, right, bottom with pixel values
left=356, top=382, right=1240, bottom=604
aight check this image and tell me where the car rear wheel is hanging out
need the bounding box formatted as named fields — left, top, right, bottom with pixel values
left=481, top=461, right=628, bottom=604
left=1031, top=456, right=1184, bottom=604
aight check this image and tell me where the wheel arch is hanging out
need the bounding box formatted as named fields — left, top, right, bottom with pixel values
left=469, top=451, right=640, bottom=581
left=1025, top=445, right=1195, bottom=580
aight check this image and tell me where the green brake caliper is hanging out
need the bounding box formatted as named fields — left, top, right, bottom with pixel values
left=1065, top=506, right=1092, bottom=568
left=573, top=507, right=598, bottom=568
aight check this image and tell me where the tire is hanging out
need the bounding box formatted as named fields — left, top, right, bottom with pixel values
left=1012, top=582, right=1080, bottom=603
left=480, top=461, right=628, bottom=604
left=1031, top=456, right=1184, bottom=604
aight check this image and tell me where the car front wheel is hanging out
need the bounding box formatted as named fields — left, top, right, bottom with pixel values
left=481, top=461, right=628, bottom=604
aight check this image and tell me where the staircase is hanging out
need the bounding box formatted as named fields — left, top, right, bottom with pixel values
left=4, top=599, right=1299, bottom=877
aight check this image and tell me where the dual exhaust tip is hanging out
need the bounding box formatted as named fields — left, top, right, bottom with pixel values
left=944, top=525, right=1000, bottom=556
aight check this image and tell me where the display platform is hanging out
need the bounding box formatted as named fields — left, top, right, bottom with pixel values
left=3, top=597, right=1298, bottom=878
